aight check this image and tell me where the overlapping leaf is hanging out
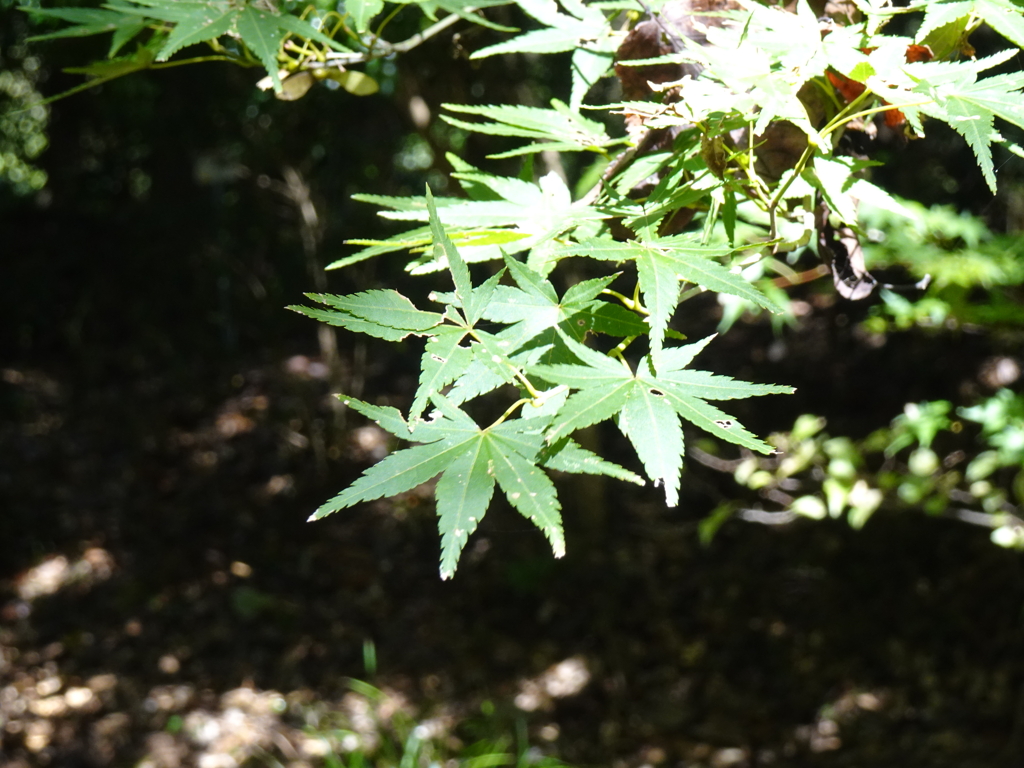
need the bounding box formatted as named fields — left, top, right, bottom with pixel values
left=27, top=0, right=350, bottom=93
left=530, top=333, right=791, bottom=507
left=480, top=254, right=616, bottom=350
left=470, top=0, right=606, bottom=59
left=894, top=51, right=1024, bottom=193
left=25, top=3, right=148, bottom=56
left=346, top=168, right=606, bottom=271
left=917, top=0, right=1024, bottom=49
left=309, top=393, right=561, bottom=579
left=287, top=290, right=443, bottom=342
left=312, top=384, right=642, bottom=579
left=442, top=100, right=623, bottom=158
left=556, top=235, right=781, bottom=354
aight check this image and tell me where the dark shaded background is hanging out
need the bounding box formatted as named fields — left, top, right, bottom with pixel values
left=3, top=4, right=1024, bottom=767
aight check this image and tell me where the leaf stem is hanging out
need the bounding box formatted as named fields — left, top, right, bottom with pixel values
left=601, top=288, right=638, bottom=311
left=368, top=3, right=406, bottom=54
left=609, top=335, right=638, bottom=360
left=490, top=398, right=530, bottom=427
left=512, top=368, right=543, bottom=399
left=738, top=125, right=771, bottom=209
left=826, top=99, right=934, bottom=133
left=763, top=84, right=880, bottom=229
left=150, top=55, right=248, bottom=70
left=466, top=328, right=542, bottom=399
left=767, top=142, right=813, bottom=237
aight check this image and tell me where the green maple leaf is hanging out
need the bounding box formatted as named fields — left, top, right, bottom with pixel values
left=405, top=187, right=510, bottom=421
left=917, top=1, right=1024, bottom=49
left=538, top=436, right=644, bottom=485
left=311, top=394, right=565, bottom=580
left=903, top=51, right=1024, bottom=193
left=107, top=0, right=348, bottom=92
left=234, top=7, right=286, bottom=90
left=480, top=254, right=618, bottom=352
left=154, top=2, right=238, bottom=60
left=441, top=100, right=623, bottom=158
left=346, top=0, right=385, bottom=33
left=24, top=3, right=148, bottom=56
left=689, top=0, right=827, bottom=139
left=530, top=333, right=792, bottom=507
left=470, top=0, right=607, bottom=59
left=310, top=290, right=444, bottom=331
left=556, top=235, right=782, bottom=354
left=287, top=289, right=443, bottom=342
left=410, top=324, right=473, bottom=423
left=351, top=169, right=605, bottom=270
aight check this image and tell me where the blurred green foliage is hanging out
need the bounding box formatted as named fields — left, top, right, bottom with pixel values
left=0, top=38, right=49, bottom=194
left=707, top=388, right=1024, bottom=550
left=861, top=196, right=1024, bottom=330
left=300, top=678, right=570, bottom=768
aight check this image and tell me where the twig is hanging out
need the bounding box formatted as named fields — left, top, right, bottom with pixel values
left=324, top=8, right=474, bottom=64
left=687, top=445, right=745, bottom=472
left=738, top=509, right=797, bottom=525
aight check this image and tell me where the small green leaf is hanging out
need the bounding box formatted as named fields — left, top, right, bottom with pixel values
left=156, top=6, right=237, bottom=61
left=490, top=425, right=566, bottom=558
left=309, top=290, right=444, bottom=332
left=585, top=302, right=649, bottom=337
left=310, top=438, right=465, bottom=520
left=287, top=305, right=416, bottom=342
left=657, top=386, right=777, bottom=455
left=347, top=0, right=386, bottom=33
left=426, top=186, right=474, bottom=312
left=436, top=440, right=495, bottom=579
left=618, top=386, right=684, bottom=507
left=656, top=369, right=794, bottom=400
left=236, top=6, right=285, bottom=92
left=410, top=325, right=473, bottom=423
left=539, top=437, right=644, bottom=485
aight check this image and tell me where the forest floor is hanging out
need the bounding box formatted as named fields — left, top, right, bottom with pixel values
left=3, top=297, right=1024, bottom=768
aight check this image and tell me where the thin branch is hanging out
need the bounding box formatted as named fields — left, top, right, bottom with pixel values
left=738, top=509, right=797, bottom=525
left=947, top=507, right=1024, bottom=530
left=688, top=445, right=745, bottom=472
left=324, top=8, right=473, bottom=64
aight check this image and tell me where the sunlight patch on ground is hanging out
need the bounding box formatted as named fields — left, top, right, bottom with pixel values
left=13, top=547, right=115, bottom=604
left=514, top=656, right=591, bottom=712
